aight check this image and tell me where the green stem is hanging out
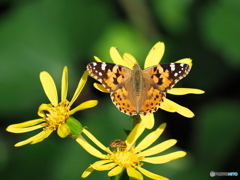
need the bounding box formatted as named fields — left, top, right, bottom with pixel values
left=111, top=169, right=131, bottom=180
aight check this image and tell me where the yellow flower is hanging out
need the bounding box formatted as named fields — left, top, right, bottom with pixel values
left=92, top=42, right=204, bottom=129
left=77, top=122, right=186, bottom=180
left=6, top=66, right=98, bottom=147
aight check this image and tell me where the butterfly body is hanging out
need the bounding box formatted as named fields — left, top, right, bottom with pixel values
left=87, top=62, right=190, bottom=116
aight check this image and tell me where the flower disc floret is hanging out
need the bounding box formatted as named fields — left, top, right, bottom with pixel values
left=39, top=100, right=70, bottom=131
left=108, top=148, right=143, bottom=169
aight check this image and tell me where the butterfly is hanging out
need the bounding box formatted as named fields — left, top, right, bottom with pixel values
left=87, top=62, right=191, bottom=116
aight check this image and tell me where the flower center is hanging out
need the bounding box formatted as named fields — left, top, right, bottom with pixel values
left=39, top=100, right=70, bottom=131
left=108, top=148, right=143, bottom=168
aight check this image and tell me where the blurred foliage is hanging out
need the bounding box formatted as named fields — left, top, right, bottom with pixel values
left=0, top=0, right=240, bottom=180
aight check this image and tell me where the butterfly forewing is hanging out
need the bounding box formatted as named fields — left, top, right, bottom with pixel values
left=144, top=63, right=191, bottom=92
left=87, top=62, right=131, bottom=92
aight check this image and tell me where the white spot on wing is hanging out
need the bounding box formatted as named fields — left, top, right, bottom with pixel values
left=101, top=62, right=107, bottom=70
left=170, top=63, right=175, bottom=71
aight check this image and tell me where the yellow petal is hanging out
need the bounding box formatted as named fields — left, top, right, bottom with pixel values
left=143, top=151, right=187, bottom=164
left=14, top=134, right=38, bottom=147
left=139, top=139, right=177, bottom=157
left=57, top=124, right=70, bottom=138
left=125, top=122, right=145, bottom=150
left=127, top=167, right=143, bottom=180
left=31, top=129, right=52, bottom=144
left=82, top=129, right=112, bottom=154
left=175, top=58, right=192, bottom=67
left=40, top=71, right=58, bottom=106
left=108, top=165, right=123, bottom=177
left=93, top=56, right=102, bottom=62
left=159, top=100, right=176, bottom=113
left=82, top=166, right=95, bottom=178
left=137, top=167, right=169, bottom=180
left=61, top=66, right=68, bottom=101
left=92, top=160, right=116, bottom=170
left=38, top=103, right=51, bottom=117
left=162, top=99, right=194, bottom=118
left=168, top=88, right=205, bottom=95
left=135, top=123, right=166, bottom=153
left=93, top=83, right=109, bottom=93
left=76, top=136, right=107, bottom=159
left=6, top=118, right=44, bottom=132
left=7, top=124, right=44, bottom=133
left=140, top=114, right=154, bottom=129
left=14, top=130, right=52, bottom=147
left=110, top=47, right=125, bottom=66
left=144, top=42, right=165, bottom=68
left=69, top=100, right=98, bottom=115
left=122, top=53, right=136, bottom=69
left=69, top=70, right=88, bottom=107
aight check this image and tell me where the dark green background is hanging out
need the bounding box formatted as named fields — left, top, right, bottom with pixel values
left=0, top=0, right=240, bottom=179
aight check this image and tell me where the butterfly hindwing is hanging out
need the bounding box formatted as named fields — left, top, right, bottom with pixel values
left=138, top=86, right=166, bottom=115
left=111, top=87, right=138, bottom=116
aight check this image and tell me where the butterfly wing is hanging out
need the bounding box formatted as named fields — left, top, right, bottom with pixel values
left=137, top=63, right=191, bottom=115
left=87, top=62, right=138, bottom=115
left=110, top=87, right=139, bottom=116
left=143, top=62, right=191, bottom=92
left=137, top=84, right=166, bottom=115
left=87, top=62, right=129, bottom=92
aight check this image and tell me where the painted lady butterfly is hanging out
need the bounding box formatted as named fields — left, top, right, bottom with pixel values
left=87, top=62, right=190, bottom=116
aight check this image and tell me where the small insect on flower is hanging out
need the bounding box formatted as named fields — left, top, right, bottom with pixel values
left=110, top=139, right=127, bottom=151
left=77, top=122, right=187, bottom=180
